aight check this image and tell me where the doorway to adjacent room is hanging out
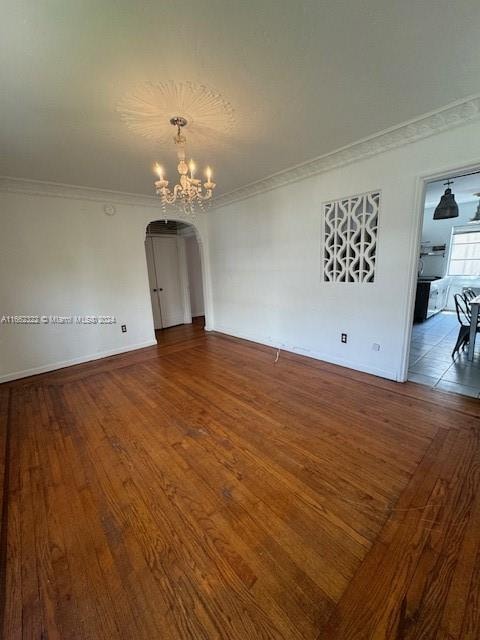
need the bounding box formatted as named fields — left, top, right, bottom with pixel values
left=145, top=220, right=206, bottom=332
left=407, top=168, right=480, bottom=397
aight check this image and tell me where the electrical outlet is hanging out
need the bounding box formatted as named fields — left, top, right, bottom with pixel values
left=372, top=343, right=380, bottom=351
left=121, top=324, right=127, bottom=333
left=341, top=333, right=347, bottom=344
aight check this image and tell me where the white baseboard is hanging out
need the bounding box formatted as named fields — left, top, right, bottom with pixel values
left=0, top=339, right=158, bottom=384
left=2, top=328, right=400, bottom=385
left=212, top=324, right=398, bottom=381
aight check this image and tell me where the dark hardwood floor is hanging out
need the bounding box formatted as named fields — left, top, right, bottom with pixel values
left=1, top=320, right=480, bottom=639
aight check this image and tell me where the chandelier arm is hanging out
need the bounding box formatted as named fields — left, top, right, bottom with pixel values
left=162, top=185, right=183, bottom=204
left=197, top=190, right=213, bottom=201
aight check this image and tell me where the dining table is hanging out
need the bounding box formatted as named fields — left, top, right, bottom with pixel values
left=468, top=295, right=480, bottom=361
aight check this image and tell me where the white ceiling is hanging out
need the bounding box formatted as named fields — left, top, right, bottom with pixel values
left=1, top=1, right=480, bottom=197
left=425, top=172, right=480, bottom=208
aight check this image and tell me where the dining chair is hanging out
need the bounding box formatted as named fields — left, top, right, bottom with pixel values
left=452, top=293, right=476, bottom=357
left=462, top=289, right=480, bottom=328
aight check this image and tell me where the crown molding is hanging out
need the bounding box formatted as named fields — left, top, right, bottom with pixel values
left=0, top=176, right=161, bottom=208
left=211, top=93, right=480, bottom=210
left=2, top=95, right=480, bottom=213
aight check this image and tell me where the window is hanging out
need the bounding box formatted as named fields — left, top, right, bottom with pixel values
left=448, top=229, right=480, bottom=276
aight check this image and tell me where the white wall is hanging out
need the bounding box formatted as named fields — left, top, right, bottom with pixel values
left=2, top=119, right=480, bottom=385
left=207, top=119, right=480, bottom=381
left=0, top=189, right=212, bottom=382
left=185, top=235, right=205, bottom=317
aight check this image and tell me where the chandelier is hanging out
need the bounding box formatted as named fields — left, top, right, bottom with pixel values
left=153, top=116, right=216, bottom=215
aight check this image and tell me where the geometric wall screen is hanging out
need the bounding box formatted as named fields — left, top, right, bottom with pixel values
left=323, top=190, right=380, bottom=283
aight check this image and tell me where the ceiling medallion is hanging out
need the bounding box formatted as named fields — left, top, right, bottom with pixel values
left=116, top=81, right=236, bottom=148
left=153, top=116, right=216, bottom=215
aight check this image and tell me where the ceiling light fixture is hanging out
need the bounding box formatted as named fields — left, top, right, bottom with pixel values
left=153, top=116, right=216, bottom=215
left=470, top=193, right=480, bottom=223
left=433, top=179, right=459, bottom=220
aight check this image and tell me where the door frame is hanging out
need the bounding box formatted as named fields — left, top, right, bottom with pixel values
left=144, top=235, right=164, bottom=329
left=399, top=160, right=480, bottom=382
left=145, top=219, right=212, bottom=332
left=176, top=234, right=193, bottom=324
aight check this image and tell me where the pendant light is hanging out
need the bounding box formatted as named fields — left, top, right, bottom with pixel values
left=470, top=193, right=480, bottom=223
left=433, top=179, right=459, bottom=220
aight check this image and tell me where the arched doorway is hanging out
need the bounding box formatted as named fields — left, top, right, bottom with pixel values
left=144, top=219, right=208, bottom=334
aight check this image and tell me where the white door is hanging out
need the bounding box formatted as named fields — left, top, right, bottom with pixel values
left=145, top=237, right=163, bottom=329
left=151, top=236, right=185, bottom=328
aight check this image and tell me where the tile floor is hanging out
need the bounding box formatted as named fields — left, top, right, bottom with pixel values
left=408, top=311, right=480, bottom=398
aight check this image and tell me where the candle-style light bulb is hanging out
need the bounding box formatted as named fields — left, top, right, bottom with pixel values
left=154, top=163, right=164, bottom=180
left=206, top=166, right=212, bottom=182
left=188, top=160, right=196, bottom=178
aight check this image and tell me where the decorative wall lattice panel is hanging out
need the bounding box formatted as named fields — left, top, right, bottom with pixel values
left=323, top=191, right=380, bottom=283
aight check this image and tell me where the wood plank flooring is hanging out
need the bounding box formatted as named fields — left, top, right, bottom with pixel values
left=1, top=320, right=479, bottom=639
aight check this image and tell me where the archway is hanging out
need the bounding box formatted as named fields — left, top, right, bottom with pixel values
left=144, top=218, right=213, bottom=335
